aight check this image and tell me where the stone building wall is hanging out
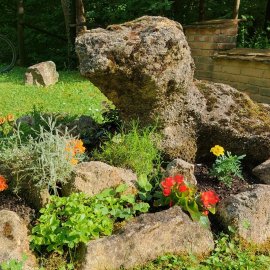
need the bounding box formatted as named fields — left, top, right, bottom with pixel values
left=184, top=19, right=270, bottom=104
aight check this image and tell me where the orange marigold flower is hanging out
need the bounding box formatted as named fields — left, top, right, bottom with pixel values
left=71, top=158, right=78, bottom=165
left=0, top=117, right=6, bottom=125
left=0, top=175, right=8, bottom=191
left=74, top=139, right=86, bottom=154
left=6, top=114, right=15, bottom=122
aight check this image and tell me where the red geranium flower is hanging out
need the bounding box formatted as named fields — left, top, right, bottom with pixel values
left=178, top=184, right=188, bottom=192
left=163, top=188, right=171, bottom=197
left=174, top=175, right=184, bottom=184
left=161, top=177, right=174, bottom=190
left=201, top=190, right=219, bottom=208
left=202, top=210, right=209, bottom=216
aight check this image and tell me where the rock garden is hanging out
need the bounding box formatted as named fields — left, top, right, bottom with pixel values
left=0, top=16, right=270, bottom=270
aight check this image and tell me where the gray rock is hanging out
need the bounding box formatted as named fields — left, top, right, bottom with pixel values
left=80, top=206, right=214, bottom=270
left=0, top=210, right=37, bottom=270
left=62, top=161, right=137, bottom=196
left=217, top=184, right=270, bottom=248
left=76, top=16, right=270, bottom=163
left=165, top=158, right=197, bottom=185
left=252, top=159, right=270, bottom=184
left=25, top=61, right=59, bottom=87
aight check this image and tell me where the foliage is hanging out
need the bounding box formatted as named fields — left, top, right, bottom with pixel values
left=134, top=233, right=270, bottom=270
left=85, top=0, right=173, bottom=27
left=0, top=255, right=27, bottom=270
left=0, top=68, right=109, bottom=123
left=155, top=175, right=219, bottom=228
left=39, top=253, right=73, bottom=270
left=0, top=0, right=269, bottom=66
left=0, top=114, right=14, bottom=137
left=210, top=146, right=246, bottom=187
left=238, top=15, right=270, bottom=49
left=0, top=117, right=85, bottom=194
left=30, top=186, right=149, bottom=255
left=93, top=123, right=161, bottom=178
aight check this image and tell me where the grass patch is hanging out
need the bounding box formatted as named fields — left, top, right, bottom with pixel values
left=93, top=123, right=161, bottom=177
left=0, top=67, right=110, bottom=122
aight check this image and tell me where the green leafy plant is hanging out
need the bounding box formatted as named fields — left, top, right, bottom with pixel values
left=93, top=122, right=161, bottom=178
left=0, top=117, right=86, bottom=194
left=210, top=145, right=246, bottom=187
left=156, top=175, right=220, bottom=228
left=31, top=185, right=149, bottom=255
left=238, top=15, right=270, bottom=49
left=137, top=174, right=154, bottom=202
left=0, top=255, right=27, bottom=270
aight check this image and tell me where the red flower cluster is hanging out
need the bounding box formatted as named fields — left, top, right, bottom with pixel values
left=161, top=175, right=189, bottom=197
left=0, top=175, right=8, bottom=192
left=201, top=190, right=219, bottom=208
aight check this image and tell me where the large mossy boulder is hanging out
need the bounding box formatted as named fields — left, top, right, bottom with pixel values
left=76, top=16, right=270, bottom=163
left=79, top=206, right=214, bottom=270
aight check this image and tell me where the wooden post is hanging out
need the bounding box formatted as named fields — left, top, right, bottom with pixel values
left=233, top=0, right=240, bottom=20
left=17, top=0, right=25, bottom=66
left=76, top=0, right=87, bottom=35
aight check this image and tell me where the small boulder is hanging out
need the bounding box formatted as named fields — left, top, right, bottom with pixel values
left=62, top=161, right=137, bottom=196
left=25, top=61, right=59, bottom=87
left=217, top=184, right=270, bottom=249
left=165, top=158, right=197, bottom=185
left=0, top=210, right=37, bottom=270
left=252, top=159, right=270, bottom=184
left=80, top=206, right=214, bottom=270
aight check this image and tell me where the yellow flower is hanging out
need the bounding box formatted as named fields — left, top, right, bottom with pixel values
left=6, top=114, right=14, bottom=122
left=0, top=117, right=6, bottom=125
left=210, top=145, right=225, bottom=157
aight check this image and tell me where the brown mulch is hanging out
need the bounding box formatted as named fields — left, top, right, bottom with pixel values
left=195, top=163, right=259, bottom=200
left=0, top=191, right=36, bottom=225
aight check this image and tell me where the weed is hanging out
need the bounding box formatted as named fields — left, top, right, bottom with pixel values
left=93, top=122, right=161, bottom=178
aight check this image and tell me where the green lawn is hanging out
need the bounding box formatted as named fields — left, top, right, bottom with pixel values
left=0, top=68, right=110, bottom=122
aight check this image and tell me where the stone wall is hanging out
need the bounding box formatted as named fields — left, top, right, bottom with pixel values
left=212, top=49, right=270, bottom=104
left=184, top=19, right=270, bottom=104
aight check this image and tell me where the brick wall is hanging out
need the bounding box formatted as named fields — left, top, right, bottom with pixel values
left=212, top=50, right=270, bottom=103
left=184, top=19, right=270, bottom=104
left=184, top=19, right=238, bottom=80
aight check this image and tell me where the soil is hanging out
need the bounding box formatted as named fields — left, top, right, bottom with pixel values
left=195, top=163, right=260, bottom=200
left=0, top=191, right=36, bottom=225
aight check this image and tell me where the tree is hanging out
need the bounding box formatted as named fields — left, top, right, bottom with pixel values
left=265, top=0, right=270, bottom=28
left=233, top=0, right=240, bottom=19
left=198, top=0, right=205, bottom=21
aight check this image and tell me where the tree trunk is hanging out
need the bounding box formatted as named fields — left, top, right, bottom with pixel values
left=265, top=0, right=270, bottom=29
left=173, top=0, right=182, bottom=22
left=233, top=0, right=240, bottom=19
left=76, top=0, right=87, bottom=35
left=198, top=0, right=205, bottom=21
left=17, top=0, right=25, bottom=66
